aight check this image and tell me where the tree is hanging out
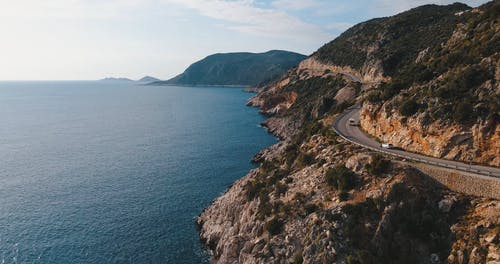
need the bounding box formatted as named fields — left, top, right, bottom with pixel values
left=400, top=99, right=419, bottom=116
left=325, top=164, right=356, bottom=191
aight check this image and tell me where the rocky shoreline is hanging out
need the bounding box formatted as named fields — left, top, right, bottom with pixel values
left=196, top=114, right=499, bottom=263
left=196, top=2, right=500, bottom=263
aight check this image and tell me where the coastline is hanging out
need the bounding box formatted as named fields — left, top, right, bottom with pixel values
left=195, top=90, right=282, bottom=261
left=146, top=82, right=251, bottom=88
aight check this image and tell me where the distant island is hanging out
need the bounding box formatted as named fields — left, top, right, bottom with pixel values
left=150, top=50, right=307, bottom=87
left=138, top=76, right=161, bottom=83
left=100, top=76, right=162, bottom=83
left=100, top=77, right=134, bottom=82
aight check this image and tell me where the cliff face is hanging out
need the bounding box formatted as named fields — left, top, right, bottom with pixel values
left=246, top=57, right=363, bottom=139
left=359, top=1, right=500, bottom=166
left=361, top=101, right=500, bottom=166
left=198, top=132, right=499, bottom=263
left=247, top=55, right=384, bottom=116
left=198, top=2, right=500, bottom=263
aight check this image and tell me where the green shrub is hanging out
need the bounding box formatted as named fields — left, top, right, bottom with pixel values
left=399, top=98, right=419, bottom=116
left=338, top=191, right=350, bottom=201
left=325, top=164, right=356, bottom=191
left=258, top=191, right=272, bottom=217
left=366, top=92, right=382, bottom=103
left=346, top=255, right=358, bottom=264
left=272, top=201, right=284, bottom=214
left=346, top=250, right=372, bottom=264
left=274, top=182, right=288, bottom=197
left=293, top=192, right=306, bottom=203
left=296, top=152, right=316, bottom=168
left=293, top=251, right=304, bottom=264
left=260, top=160, right=278, bottom=174
left=265, top=217, right=284, bottom=235
left=333, top=101, right=351, bottom=114
left=304, top=203, right=319, bottom=215
left=453, top=101, right=474, bottom=122
left=285, top=143, right=299, bottom=167
left=380, top=81, right=406, bottom=100
left=244, top=180, right=264, bottom=200
left=365, top=155, right=390, bottom=175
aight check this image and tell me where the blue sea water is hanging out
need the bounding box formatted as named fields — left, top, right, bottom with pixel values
left=0, top=81, right=277, bottom=263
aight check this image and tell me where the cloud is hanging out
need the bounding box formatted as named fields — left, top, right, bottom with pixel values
left=326, top=22, right=354, bottom=32
left=163, top=0, right=332, bottom=41
left=271, top=0, right=348, bottom=16
left=0, top=0, right=153, bottom=20
left=271, top=0, right=324, bottom=10
left=373, top=0, right=488, bottom=14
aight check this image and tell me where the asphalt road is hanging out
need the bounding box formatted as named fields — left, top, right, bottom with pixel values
left=333, top=104, right=500, bottom=179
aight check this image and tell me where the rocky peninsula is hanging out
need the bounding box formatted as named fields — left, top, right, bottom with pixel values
left=197, top=2, right=500, bottom=263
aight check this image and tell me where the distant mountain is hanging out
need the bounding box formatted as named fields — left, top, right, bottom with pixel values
left=152, top=50, right=307, bottom=86
left=138, top=76, right=161, bottom=83
left=100, top=77, right=134, bottom=82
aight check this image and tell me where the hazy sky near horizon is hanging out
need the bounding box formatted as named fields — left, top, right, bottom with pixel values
left=0, top=0, right=490, bottom=80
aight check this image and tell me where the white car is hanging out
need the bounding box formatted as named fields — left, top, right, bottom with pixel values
left=381, top=143, right=394, bottom=149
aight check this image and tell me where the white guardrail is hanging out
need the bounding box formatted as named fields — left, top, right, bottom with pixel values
left=332, top=107, right=500, bottom=178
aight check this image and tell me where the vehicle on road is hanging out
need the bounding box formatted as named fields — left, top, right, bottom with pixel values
left=381, top=143, right=394, bottom=149
left=348, top=118, right=360, bottom=126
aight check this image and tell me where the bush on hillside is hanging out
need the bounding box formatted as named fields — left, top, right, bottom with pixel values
left=399, top=99, right=419, bottom=117
left=265, top=217, right=284, bottom=235
left=453, top=101, right=474, bottom=122
left=365, top=155, right=390, bottom=175
left=325, top=164, right=356, bottom=191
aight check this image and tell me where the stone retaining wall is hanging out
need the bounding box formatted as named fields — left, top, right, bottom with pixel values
left=405, top=162, right=500, bottom=199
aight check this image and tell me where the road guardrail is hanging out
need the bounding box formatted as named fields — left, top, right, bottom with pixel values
left=332, top=109, right=500, bottom=178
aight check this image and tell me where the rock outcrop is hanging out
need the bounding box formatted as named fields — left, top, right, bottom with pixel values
left=198, top=130, right=499, bottom=263
left=360, top=101, right=500, bottom=166
left=359, top=2, right=500, bottom=166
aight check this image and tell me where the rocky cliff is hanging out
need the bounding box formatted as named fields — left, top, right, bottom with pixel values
left=198, top=131, right=499, bottom=263
left=359, top=1, right=499, bottom=166
left=360, top=102, right=500, bottom=166
left=198, top=1, right=500, bottom=263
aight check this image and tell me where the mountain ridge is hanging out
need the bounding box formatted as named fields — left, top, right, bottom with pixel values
left=138, top=76, right=161, bottom=83
left=151, top=50, right=307, bottom=86
left=100, top=77, right=134, bottom=82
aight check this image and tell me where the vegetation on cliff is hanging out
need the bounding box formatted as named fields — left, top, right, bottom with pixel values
left=364, top=1, right=499, bottom=124
left=154, top=50, right=306, bottom=86
left=358, top=1, right=499, bottom=166
left=198, top=1, right=500, bottom=263
left=315, top=3, right=470, bottom=73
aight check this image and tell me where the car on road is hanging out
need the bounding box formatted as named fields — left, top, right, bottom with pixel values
left=381, top=143, right=394, bottom=149
left=348, top=118, right=360, bottom=126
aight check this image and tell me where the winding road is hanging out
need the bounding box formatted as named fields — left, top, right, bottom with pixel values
left=333, top=104, right=500, bottom=179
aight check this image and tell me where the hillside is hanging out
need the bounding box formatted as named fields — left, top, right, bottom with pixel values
left=100, top=77, right=134, bottom=82
left=250, top=1, right=499, bottom=166
left=153, top=50, right=306, bottom=86
left=198, top=2, right=500, bottom=263
left=138, top=76, right=161, bottom=83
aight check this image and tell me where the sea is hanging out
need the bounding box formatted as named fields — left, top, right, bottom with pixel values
left=0, top=81, right=277, bottom=263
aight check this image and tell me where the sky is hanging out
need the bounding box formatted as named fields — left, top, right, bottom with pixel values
left=0, top=0, right=490, bottom=80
